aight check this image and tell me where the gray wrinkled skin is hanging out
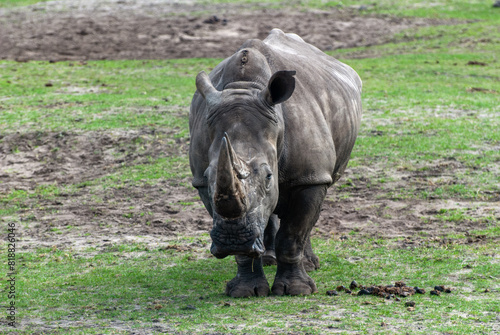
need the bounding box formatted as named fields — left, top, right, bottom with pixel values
left=189, top=29, right=362, bottom=297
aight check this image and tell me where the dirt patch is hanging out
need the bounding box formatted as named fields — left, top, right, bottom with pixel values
left=0, top=128, right=212, bottom=252
left=0, top=0, right=454, bottom=61
left=315, top=160, right=500, bottom=244
left=3, top=127, right=498, bottom=253
left=0, top=127, right=185, bottom=191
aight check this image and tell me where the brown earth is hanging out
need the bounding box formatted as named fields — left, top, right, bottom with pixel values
left=0, top=0, right=455, bottom=61
left=2, top=128, right=498, bottom=254
left=1, top=0, right=498, bottom=253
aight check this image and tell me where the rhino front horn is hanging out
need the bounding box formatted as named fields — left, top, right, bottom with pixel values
left=214, top=135, right=247, bottom=219
left=223, top=133, right=250, bottom=180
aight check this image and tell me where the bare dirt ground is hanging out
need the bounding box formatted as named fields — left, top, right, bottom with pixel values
left=3, top=127, right=498, bottom=254
left=0, top=0, right=455, bottom=61
left=1, top=0, right=498, bottom=254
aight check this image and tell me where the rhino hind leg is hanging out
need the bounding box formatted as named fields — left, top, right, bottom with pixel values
left=262, top=214, right=279, bottom=266
left=226, top=255, right=270, bottom=298
left=302, top=236, right=320, bottom=272
left=272, top=185, right=328, bottom=296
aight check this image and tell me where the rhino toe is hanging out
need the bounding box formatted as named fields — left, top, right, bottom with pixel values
left=271, top=267, right=318, bottom=296
left=226, top=277, right=270, bottom=298
left=272, top=279, right=317, bottom=296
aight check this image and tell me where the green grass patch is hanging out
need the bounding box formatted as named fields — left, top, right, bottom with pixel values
left=110, top=156, right=190, bottom=183
left=2, top=237, right=498, bottom=334
left=0, top=59, right=219, bottom=133
left=200, top=0, right=500, bottom=21
left=0, top=0, right=49, bottom=7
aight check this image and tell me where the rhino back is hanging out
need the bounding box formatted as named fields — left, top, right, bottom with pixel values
left=261, top=29, right=362, bottom=187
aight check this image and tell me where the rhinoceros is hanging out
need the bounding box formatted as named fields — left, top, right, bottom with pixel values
left=189, top=29, right=362, bottom=297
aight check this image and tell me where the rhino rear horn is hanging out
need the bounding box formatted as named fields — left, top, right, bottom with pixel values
left=214, top=135, right=248, bottom=219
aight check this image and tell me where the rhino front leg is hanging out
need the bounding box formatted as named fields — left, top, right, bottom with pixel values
left=262, top=214, right=279, bottom=266
left=226, top=255, right=270, bottom=297
left=197, top=186, right=214, bottom=217
left=272, top=185, right=327, bottom=296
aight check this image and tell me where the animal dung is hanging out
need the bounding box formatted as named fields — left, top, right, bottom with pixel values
left=434, top=285, right=452, bottom=293
left=331, top=281, right=454, bottom=300
left=414, top=287, right=426, bottom=294
left=350, top=280, right=360, bottom=290
left=357, top=289, right=371, bottom=296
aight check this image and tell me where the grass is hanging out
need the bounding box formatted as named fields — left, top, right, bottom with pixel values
left=5, top=237, right=499, bottom=334
left=200, top=0, right=499, bottom=20
left=0, top=0, right=49, bottom=7
left=0, top=59, right=217, bottom=133
left=1, top=0, right=499, bottom=334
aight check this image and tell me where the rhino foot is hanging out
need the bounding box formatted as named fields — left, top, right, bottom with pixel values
left=226, top=276, right=270, bottom=297
left=271, top=263, right=317, bottom=296
left=226, top=255, right=270, bottom=297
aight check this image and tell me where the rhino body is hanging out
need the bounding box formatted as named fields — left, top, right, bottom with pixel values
left=189, top=29, right=362, bottom=297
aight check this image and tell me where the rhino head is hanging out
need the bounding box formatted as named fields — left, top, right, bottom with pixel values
left=195, top=69, right=296, bottom=259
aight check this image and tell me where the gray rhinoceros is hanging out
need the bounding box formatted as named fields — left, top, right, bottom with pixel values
left=189, top=29, right=362, bottom=297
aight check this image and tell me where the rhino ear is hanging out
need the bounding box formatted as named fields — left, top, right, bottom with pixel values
left=196, top=71, right=218, bottom=99
left=262, top=70, right=296, bottom=106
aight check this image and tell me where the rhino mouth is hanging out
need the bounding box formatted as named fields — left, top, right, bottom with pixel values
left=209, top=219, right=264, bottom=259
left=210, top=238, right=264, bottom=259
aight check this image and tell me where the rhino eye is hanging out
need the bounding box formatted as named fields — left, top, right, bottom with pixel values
left=265, top=174, right=272, bottom=190
left=260, top=164, right=273, bottom=190
left=264, top=169, right=273, bottom=190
